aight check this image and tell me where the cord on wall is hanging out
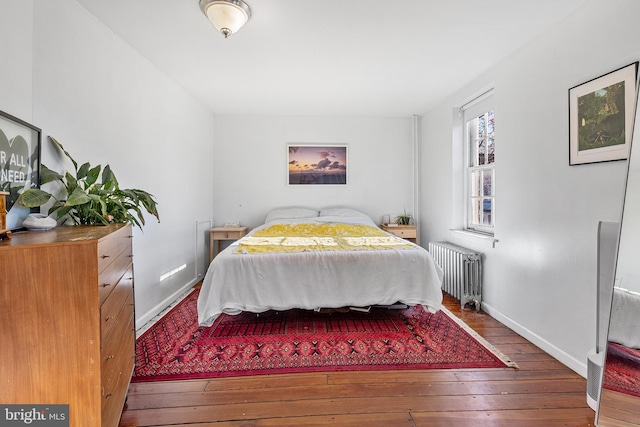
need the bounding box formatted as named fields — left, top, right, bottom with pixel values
left=412, top=114, right=421, bottom=245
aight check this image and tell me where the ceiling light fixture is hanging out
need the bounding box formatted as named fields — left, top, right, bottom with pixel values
left=199, top=0, right=251, bottom=39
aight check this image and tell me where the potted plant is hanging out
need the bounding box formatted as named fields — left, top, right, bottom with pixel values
left=17, top=136, right=159, bottom=229
left=395, top=210, right=414, bottom=226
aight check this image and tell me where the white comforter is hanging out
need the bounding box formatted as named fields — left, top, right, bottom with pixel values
left=198, top=215, right=444, bottom=326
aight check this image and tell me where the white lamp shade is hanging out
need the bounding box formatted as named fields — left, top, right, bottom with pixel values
left=202, top=1, right=251, bottom=37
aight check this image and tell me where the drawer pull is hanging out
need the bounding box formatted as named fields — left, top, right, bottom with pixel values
left=105, top=316, right=113, bottom=322
left=105, top=393, right=112, bottom=398
left=100, top=283, right=112, bottom=288
left=101, top=255, right=110, bottom=259
left=105, top=355, right=114, bottom=360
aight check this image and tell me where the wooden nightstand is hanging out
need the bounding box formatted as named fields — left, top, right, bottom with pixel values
left=209, top=226, right=248, bottom=263
left=381, top=224, right=417, bottom=243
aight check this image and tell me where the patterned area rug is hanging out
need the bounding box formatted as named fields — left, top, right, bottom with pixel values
left=603, top=342, right=640, bottom=398
left=133, top=289, right=516, bottom=382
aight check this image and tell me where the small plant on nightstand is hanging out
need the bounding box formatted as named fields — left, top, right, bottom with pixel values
left=395, top=210, right=414, bottom=226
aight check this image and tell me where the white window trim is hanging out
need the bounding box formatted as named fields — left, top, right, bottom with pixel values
left=450, top=228, right=498, bottom=248
left=450, top=87, right=498, bottom=247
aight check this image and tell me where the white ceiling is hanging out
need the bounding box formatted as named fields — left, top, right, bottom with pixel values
left=75, top=0, right=587, bottom=117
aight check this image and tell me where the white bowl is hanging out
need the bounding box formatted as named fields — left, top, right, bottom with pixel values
left=23, top=214, right=57, bottom=231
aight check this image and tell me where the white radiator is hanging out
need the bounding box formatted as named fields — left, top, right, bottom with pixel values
left=428, top=241, right=483, bottom=311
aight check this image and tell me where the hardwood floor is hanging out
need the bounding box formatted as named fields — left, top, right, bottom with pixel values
left=119, top=294, right=596, bottom=426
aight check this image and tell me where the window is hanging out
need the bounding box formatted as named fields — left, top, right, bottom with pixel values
left=463, top=91, right=494, bottom=235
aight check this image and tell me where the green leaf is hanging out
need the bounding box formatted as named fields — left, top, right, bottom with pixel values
left=99, top=199, right=107, bottom=215
left=64, top=187, right=92, bottom=206
left=85, top=165, right=101, bottom=187
left=52, top=204, right=73, bottom=220
left=65, top=171, right=78, bottom=193
left=102, top=165, right=118, bottom=188
left=17, top=188, right=53, bottom=207
left=39, top=164, right=63, bottom=185
left=77, top=162, right=91, bottom=180
left=128, top=189, right=159, bottom=221
left=49, top=136, right=78, bottom=172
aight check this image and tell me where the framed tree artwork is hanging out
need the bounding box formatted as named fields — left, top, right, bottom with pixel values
left=569, top=62, right=638, bottom=165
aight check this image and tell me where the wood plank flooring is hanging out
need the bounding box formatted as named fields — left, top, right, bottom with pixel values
left=119, top=294, right=596, bottom=426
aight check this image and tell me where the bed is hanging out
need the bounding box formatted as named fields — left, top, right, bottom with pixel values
left=197, top=207, right=444, bottom=326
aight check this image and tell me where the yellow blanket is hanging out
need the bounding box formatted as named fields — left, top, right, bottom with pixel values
left=236, top=223, right=413, bottom=254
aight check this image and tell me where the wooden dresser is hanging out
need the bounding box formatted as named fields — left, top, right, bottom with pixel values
left=0, top=224, right=135, bottom=427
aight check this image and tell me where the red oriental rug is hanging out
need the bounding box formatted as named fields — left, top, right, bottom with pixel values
left=603, top=342, right=640, bottom=398
left=132, top=289, right=517, bottom=382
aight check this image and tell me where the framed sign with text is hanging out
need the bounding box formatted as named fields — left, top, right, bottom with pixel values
left=0, top=110, right=41, bottom=229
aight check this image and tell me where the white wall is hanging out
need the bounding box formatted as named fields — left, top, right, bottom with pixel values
left=421, top=0, right=640, bottom=376
left=0, top=0, right=33, bottom=121
left=212, top=115, right=416, bottom=229
left=0, top=0, right=215, bottom=328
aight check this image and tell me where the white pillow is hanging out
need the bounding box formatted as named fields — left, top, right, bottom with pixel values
left=319, top=208, right=370, bottom=219
left=264, top=207, right=319, bottom=223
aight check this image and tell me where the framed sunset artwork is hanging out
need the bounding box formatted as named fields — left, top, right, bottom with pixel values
left=287, top=144, right=347, bottom=185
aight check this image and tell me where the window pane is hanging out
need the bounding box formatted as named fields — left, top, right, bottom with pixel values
left=471, top=198, right=482, bottom=225
left=470, top=197, right=494, bottom=227
left=467, top=113, right=493, bottom=167
left=467, top=119, right=478, bottom=166
left=477, top=136, right=486, bottom=165
left=482, top=198, right=493, bottom=226
left=477, top=114, right=486, bottom=165
left=487, top=110, right=495, bottom=164
left=471, top=170, right=482, bottom=197
left=487, top=135, right=495, bottom=164
left=482, top=170, right=492, bottom=196
left=487, top=110, right=495, bottom=134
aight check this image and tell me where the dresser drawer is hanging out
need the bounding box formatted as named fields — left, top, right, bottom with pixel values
left=100, top=266, right=134, bottom=344
left=98, top=224, right=133, bottom=273
left=101, top=308, right=134, bottom=396
left=98, top=245, right=132, bottom=305
left=101, top=312, right=135, bottom=427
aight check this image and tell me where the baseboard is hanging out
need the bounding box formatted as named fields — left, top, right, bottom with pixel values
left=135, top=278, right=199, bottom=332
left=481, top=301, right=588, bottom=378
